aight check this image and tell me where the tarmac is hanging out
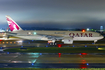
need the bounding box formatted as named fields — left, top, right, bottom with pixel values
left=0, top=39, right=105, bottom=68
left=0, top=52, right=105, bottom=68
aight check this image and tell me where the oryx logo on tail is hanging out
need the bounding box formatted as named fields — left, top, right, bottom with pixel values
left=6, top=15, right=23, bottom=32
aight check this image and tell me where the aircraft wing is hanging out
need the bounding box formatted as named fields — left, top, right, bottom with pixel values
left=37, top=34, right=63, bottom=40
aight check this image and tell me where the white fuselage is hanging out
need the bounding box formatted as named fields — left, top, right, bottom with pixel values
left=11, top=30, right=104, bottom=41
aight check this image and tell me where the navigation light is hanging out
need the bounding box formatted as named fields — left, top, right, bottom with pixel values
left=33, top=32, right=37, bottom=35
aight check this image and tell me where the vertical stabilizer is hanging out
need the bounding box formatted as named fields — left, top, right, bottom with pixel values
left=6, top=15, right=23, bottom=32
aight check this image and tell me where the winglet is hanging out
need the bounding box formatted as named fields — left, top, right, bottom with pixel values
left=6, top=15, right=23, bottom=32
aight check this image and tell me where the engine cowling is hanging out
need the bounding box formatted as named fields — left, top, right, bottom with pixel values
left=62, top=37, right=73, bottom=44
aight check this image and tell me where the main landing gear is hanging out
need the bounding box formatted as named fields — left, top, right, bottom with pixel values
left=47, top=40, right=62, bottom=47
left=48, top=40, right=56, bottom=45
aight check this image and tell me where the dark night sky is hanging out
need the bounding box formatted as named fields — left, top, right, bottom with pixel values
left=0, top=0, right=105, bottom=29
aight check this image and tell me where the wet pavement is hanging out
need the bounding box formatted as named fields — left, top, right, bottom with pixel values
left=0, top=52, right=105, bottom=68
left=0, top=39, right=105, bottom=68
left=0, top=63, right=105, bottom=68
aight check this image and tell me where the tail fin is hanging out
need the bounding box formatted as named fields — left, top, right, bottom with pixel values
left=6, top=15, right=23, bottom=32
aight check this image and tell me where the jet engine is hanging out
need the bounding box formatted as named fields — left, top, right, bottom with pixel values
left=62, top=37, right=73, bottom=44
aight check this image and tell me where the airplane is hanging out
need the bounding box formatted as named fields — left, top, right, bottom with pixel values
left=5, top=15, right=104, bottom=44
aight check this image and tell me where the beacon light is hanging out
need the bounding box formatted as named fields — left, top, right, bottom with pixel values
left=82, top=29, right=85, bottom=32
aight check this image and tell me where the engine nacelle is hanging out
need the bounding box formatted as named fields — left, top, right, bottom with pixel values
left=62, top=37, right=73, bottom=44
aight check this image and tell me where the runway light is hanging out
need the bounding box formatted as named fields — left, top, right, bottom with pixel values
left=21, top=46, right=23, bottom=47
left=80, top=63, right=87, bottom=69
left=40, top=53, right=42, bottom=55
left=58, top=53, right=61, bottom=55
left=57, top=44, right=62, bottom=47
left=98, top=48, right=102, bottom=50
left=46, top=45, right=48, bottom=47
left=73, top=45, right=74, bottom=47
left=81, top=53, right=87, bottom=55
left=87, top=63, right=89, bottom=65
left=7, top=52, right=9, bottom=54
left=98, top=48, right=105, bottom=50
left=81, top=66, right=87, bottom=69
left=31, top=63, right=34, bottom=65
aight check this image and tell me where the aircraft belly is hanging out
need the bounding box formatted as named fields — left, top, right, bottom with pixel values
left=73, top=37, right=102, bottom=41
